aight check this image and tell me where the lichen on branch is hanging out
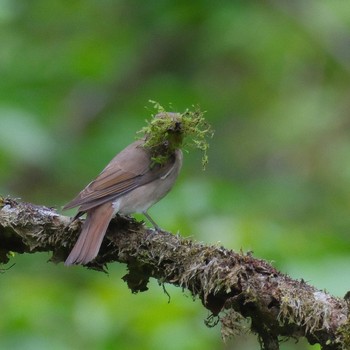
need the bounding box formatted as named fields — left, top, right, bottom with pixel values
left=1, top=196, right=350, bottom=349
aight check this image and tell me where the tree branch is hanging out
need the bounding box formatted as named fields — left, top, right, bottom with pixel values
left=0, top=196, right=349, bottom=349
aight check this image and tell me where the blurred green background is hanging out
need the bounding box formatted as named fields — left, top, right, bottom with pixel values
left=1, top=1, right=350, bottom=349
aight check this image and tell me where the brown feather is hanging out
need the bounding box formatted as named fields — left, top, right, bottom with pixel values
left=63, top=140, right=177, bottom=212
left=65, top=202, right=114, bottom=265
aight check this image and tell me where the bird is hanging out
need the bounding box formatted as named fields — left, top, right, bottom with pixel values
left=64, top=112, right=183, bottom=266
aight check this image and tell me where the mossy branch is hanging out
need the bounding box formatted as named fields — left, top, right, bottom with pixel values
left=1, top=196, right=349, bottom=350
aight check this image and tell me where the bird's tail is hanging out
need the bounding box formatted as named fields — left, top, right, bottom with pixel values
left=65, top=203, right=114, bottom=266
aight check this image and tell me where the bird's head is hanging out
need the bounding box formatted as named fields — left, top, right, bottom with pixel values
left=137, top=104, right=213, bottom=169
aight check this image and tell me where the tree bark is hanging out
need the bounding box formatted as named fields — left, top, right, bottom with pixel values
left=0, top=196, right=349, bottom=350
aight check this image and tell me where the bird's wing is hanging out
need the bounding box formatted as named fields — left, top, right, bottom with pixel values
left=63, top=140, right=176, bottom=212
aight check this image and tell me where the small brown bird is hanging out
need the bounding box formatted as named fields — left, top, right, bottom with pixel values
left=64, top=113, right=183, bottom=266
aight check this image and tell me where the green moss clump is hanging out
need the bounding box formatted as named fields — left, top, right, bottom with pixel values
left=137, top=101, right=214, bottom=169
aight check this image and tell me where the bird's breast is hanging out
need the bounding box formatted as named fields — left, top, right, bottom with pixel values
left=113, top=149, right=183, bottom=215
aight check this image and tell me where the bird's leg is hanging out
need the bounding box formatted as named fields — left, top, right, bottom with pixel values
left=142, top=211, right=162, bottom=232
